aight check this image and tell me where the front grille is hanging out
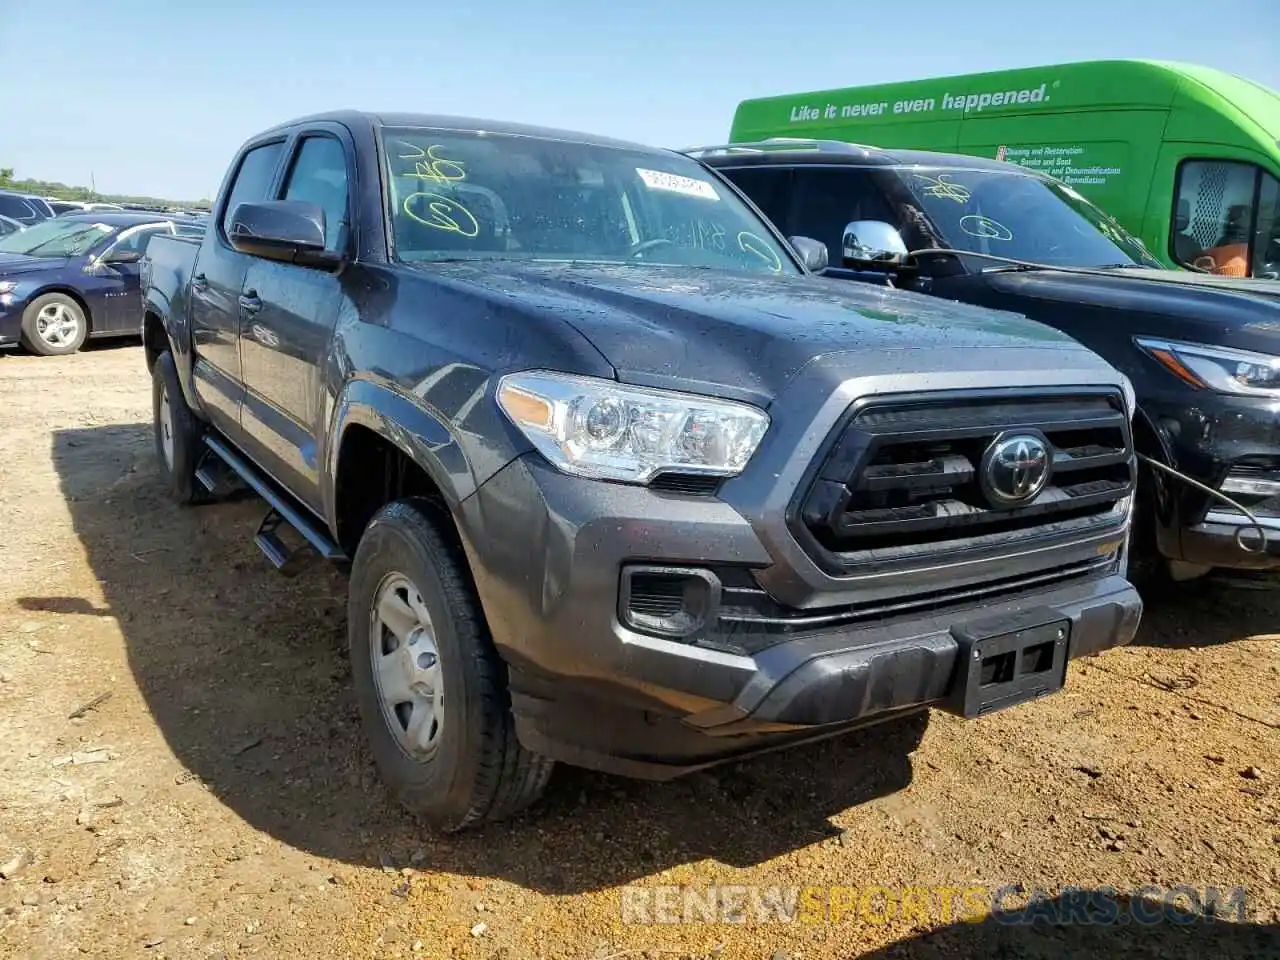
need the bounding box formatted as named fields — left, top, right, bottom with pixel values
left=795, top=390, right=1134, bottom=569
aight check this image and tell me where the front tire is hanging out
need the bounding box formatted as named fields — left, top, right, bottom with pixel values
left=20, top=293, right=88, bottom=356
left=152, top=350, right=208, bottom=505
left=348, top=499, right=553, bottom=831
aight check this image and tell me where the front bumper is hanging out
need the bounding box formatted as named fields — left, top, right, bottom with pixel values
left=456, top=453, right=1141, bottom=779
left=0, top=295, right=21, bottom=345
left=1181, top=511, right=1280, bottom=572
left=1142, top=391, right=1280, bottom=572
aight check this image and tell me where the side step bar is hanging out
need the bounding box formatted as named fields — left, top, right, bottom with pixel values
left=201, top=434, right=346, bottom=574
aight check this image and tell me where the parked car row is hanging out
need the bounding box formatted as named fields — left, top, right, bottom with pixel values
left=0, top=211, right=206, bottom=355
left=0, top=188, right=211, bottom=226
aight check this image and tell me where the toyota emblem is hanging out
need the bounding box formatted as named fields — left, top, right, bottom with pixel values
left=980, top=432, right=1051, bottom=507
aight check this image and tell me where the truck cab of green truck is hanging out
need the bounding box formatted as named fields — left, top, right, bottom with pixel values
left=729, top=59, right=1280, bottom=280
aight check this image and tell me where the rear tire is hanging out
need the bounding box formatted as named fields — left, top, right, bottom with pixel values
left=348, top=498, right=553, bottom=831
left=20, top=293, right=88, bottom=356
left=152, top=350, right=208, bottom=505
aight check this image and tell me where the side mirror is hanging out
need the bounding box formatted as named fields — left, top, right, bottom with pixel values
left=227, top=200, right=336, bottom=267
left=842, top=220, right=909, bottom=269
left=100, top=248, right=143, bottom=265
left=788, top=235, right=829, bottom=273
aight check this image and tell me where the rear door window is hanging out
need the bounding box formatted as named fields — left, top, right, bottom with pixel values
left=220, top=141, right=285, bottom=240
left=785, top=168, right=898, bottom=256
left=108, top=224, right=169, bottom=257
left=719, top=167, right=793, bottom=230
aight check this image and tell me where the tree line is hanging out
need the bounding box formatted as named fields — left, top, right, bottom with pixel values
left=0, top=166, right=211, bottom=211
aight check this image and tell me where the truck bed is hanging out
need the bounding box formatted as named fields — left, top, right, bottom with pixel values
left=141, top=232, right=201, bottom=341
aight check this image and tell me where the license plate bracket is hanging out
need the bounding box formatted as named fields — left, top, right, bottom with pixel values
left=946, top=610, right=1070, bottom=719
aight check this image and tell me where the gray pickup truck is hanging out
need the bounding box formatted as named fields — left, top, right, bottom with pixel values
left=141, top=110, right=1142, bottom=830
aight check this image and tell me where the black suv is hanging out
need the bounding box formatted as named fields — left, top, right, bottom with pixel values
left=691, top=138, right=1280, bottom=586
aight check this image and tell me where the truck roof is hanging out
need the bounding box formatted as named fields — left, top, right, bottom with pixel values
left=1147, top=59, right=1280, bottom=148
left=685, top=139, right=1018, bottom=172
left=255, top=110, right=668, bottom=155
left=730, top=59, right=1280, bottom=160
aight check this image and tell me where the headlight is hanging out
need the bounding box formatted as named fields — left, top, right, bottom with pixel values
left=0, top=281, right=16, bottom=295
left=496, top=371, right=770, bottom=484
left=1134, top=337, right=1280, bottom=397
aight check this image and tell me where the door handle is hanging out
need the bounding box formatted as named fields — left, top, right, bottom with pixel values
left=238, top=292, right=262, bottom=314
left=191, top=272, right=209, bottom=292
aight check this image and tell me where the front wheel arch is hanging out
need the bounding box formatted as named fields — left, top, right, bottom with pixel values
left=325, top=378, right=480, bottom=547
left=27, top=286, right=94, bottom=335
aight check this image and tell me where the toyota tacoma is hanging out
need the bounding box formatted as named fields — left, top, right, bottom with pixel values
left=141, top=111, right=1142, bottom=830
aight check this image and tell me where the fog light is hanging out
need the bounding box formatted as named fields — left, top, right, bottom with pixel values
left=619, top=566, right=721, bottom=639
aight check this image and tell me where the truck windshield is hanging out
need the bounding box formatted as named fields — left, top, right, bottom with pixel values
left=0, top=218, right=116, bottom=257
left=380, top=128, right=799, bottom=276
left=889, top=167, right=1162, bottom=269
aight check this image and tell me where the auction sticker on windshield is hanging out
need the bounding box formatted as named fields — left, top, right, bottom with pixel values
left=636, top=169, right=720, bottom=201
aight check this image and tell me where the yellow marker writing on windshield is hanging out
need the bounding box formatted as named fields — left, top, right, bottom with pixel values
left=404, top=193, right=480, bottom=238
left=398, top=143, right=467, bottom=184
left=914, top=174, right=971, bottom=204
left=737, top=232, right=783, bottom=272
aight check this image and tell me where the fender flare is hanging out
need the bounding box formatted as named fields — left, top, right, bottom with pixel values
left=323, top=376, right=476, bottom=537
left=1129, top=403, right=1183, bottom=553
left=1130, top=405, right=1176, bottom=467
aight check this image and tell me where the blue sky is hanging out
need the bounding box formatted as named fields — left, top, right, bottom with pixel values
left=3, top=0, right=1277, bottom=200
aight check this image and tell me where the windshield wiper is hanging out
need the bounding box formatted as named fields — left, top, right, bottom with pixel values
left=980, top=262, right=1053, bottom=274
left=911, top=247, right=1058, bottom=273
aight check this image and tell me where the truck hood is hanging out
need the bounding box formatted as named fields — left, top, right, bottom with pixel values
left=420, top=261, right=1113, bottom=406
left=984, top=266, right=1280, bottom=355
left=1099, top=268, right=1280, bottom=300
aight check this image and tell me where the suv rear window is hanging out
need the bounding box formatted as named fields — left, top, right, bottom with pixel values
left=0, top=194, right=40, bottom=224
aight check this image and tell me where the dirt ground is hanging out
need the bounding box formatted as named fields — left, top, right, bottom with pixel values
left=2, top=343, right=1280, bottom=960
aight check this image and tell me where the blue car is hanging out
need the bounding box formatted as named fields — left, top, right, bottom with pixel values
left=0, top=212, right=203, bottom=355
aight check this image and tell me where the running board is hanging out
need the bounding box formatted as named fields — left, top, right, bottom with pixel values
left=254, top=509, right=313, bottom=577
left=194, top=452, right=239, bottom=497
left=202, top=434, right=346, bottom=572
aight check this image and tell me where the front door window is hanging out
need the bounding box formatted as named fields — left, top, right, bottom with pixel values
left=1171, top=160, right=1280, bottom=278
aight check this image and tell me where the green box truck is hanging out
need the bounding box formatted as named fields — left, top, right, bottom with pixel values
left=729, top=59, right=1280, bottom=280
